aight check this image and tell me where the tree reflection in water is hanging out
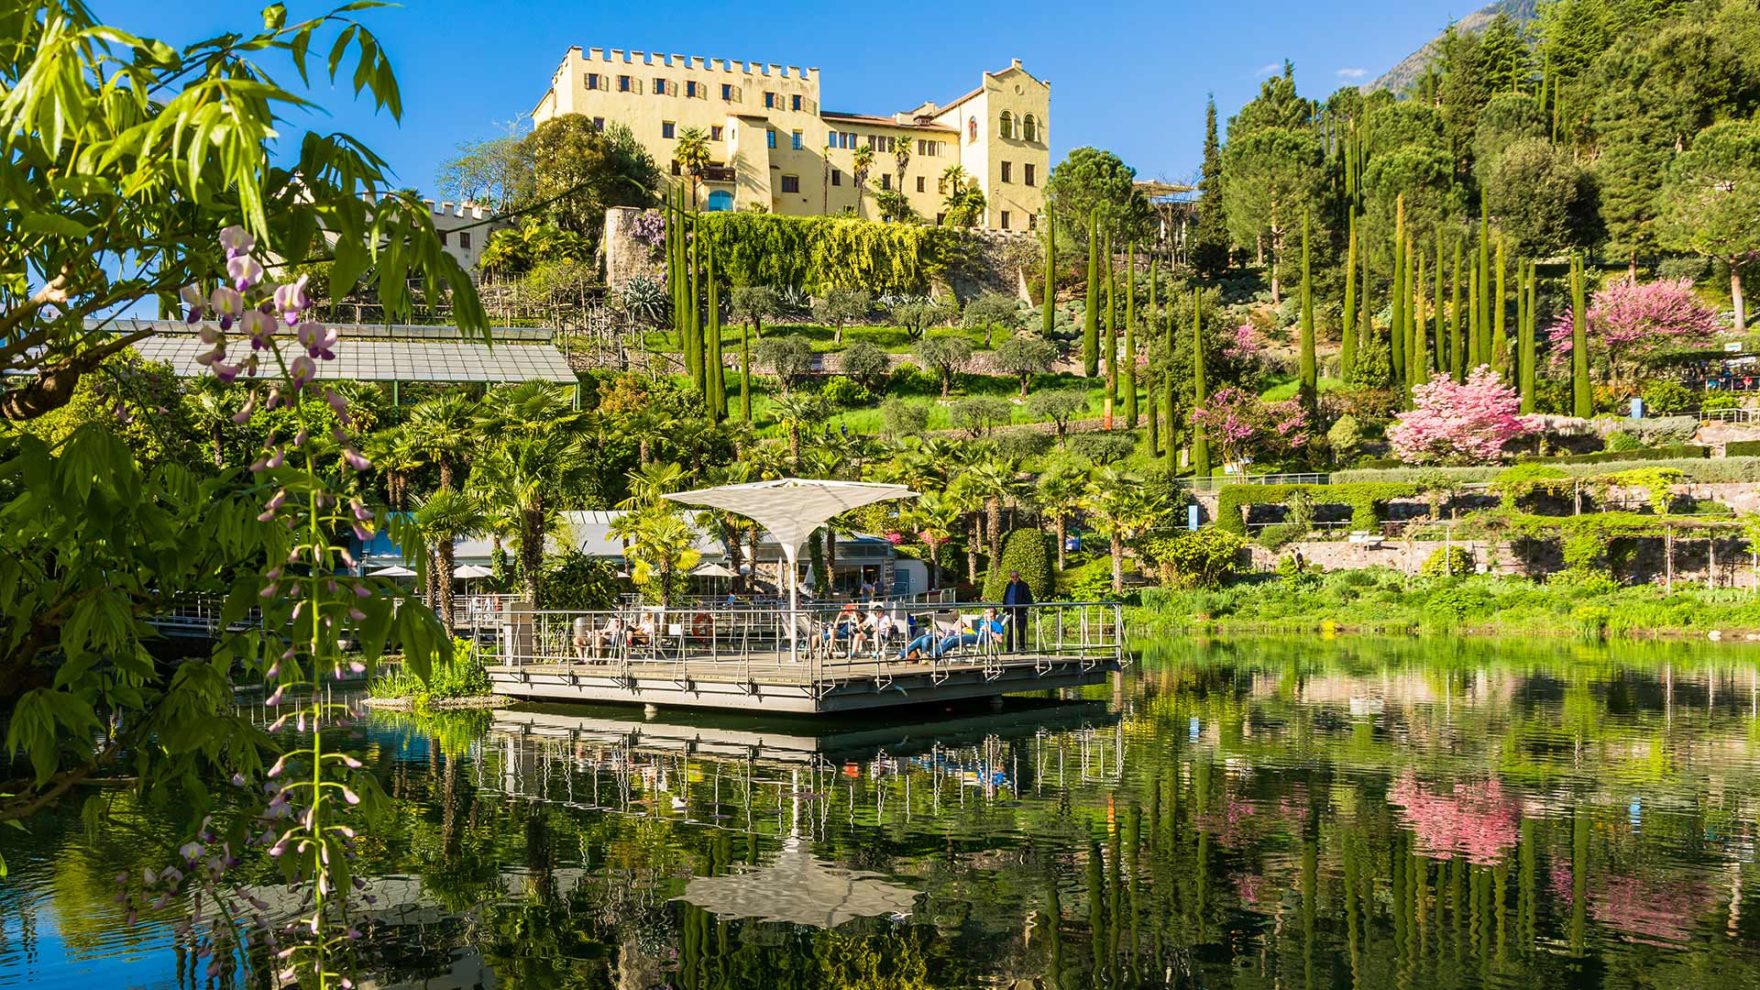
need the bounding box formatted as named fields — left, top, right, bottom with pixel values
left=3, top=636, right=1760, bottom=988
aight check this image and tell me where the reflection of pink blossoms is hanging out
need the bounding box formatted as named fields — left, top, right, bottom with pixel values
left=1388, top=366, right=1534, bottom=465
left=1548, top=277, right=1719, bottom=384
left=1389, top=771, right=1520, bottom=865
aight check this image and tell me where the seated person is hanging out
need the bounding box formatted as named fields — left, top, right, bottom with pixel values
left=593, top=616, right=626, bottom=657
left=850, top=604, right=891, bottom=657
left=571, top=616, right=593, bottom=660
left=933, top=609, right=1006, bottom=658
left=629, top=616, right=656, bottom=647
left=822, top=602, right=861, bottom=652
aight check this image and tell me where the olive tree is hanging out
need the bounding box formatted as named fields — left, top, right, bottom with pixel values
left=992, top=333, right=1060, bottom=396
left=962, top=291, right=1024, bottom=347
left=754, top=335, right=814, bottom=394
left=914, top=333, right=975, bottom=398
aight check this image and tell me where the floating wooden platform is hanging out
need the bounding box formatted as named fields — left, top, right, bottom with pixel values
left=484, top=650, right=1119, bottom=714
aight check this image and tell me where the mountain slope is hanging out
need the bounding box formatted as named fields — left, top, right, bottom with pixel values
left=1368, top=0, right=1539, bottom=93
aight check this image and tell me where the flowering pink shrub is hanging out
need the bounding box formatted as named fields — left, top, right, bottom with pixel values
left=1548, top=277, right=1720, bottom=384
left=1388, top=366, right=1533, bottom=464
left=1190, top=387, right=1310, bottom=465
left=1389, top=771, right=1520, bottom=865
left=1224, top=323, right=1267, bottom=361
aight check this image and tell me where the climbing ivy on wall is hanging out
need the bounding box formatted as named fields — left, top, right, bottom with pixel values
left=685, top=212, right=976, bottom=295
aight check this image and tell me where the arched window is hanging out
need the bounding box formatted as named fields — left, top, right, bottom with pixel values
left=968, top=116, right=978, bottom=142
left=1023, top=114, right=1039, bottom=143
left=999, top=111, right=1014, bottom=139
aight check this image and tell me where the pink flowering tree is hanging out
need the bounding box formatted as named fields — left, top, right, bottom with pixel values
left=1547, top=277, right=1720, bottom=386
left=1224, top=323, right=1268, bottom=362
left=1389, top=367, right=1534, bottom=465
left=1189, top=386, right=1311, bottom=465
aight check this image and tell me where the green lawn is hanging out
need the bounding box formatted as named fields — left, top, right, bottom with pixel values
left=648, top=322, right=998, bottom=355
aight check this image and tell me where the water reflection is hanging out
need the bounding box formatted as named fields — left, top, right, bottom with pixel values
left=3, top=636, right=1760, bottom=988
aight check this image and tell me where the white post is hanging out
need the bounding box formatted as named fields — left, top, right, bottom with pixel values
left=784, top=542, right=800, bottom=663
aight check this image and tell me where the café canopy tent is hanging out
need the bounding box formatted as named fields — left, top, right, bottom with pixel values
left=663, top=479, right=917, bottom=635
left=453, top=564, right=494, bottom=579
left=368, top=564, right=416, bottom=578
left=689, top=561, right=739, bottom=579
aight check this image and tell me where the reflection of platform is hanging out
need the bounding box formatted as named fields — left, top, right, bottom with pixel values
left=490, top=698, right=1115, bottom=765
left=485, top=652, right=1117, bottom=714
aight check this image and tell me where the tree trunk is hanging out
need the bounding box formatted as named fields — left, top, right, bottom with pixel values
left=988, top=497, right=1003, bottom=562
left=1055, top=517, right=1067, bottom=571
left=521, top=508, right=545, bottom=604
left=439, top=460, right=454, bottom=492
left=926, top=536, right=940, bottom=589
left=1732, top=266, right=1747, bottom=332
left=438, top=537, right=456, bottom=632
left=1111, top=534, right=1125, bottom=594
left=967, top=518, right=981, bottom=584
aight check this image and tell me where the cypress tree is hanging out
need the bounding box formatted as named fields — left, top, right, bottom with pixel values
left=1571, top=253, right=1591, bottom=417
left=1450, top=238, right=1465, bottom=382
left=1146, top=258, right=1159, bottom=453
left=1519, top=261, right=1537, bottom=414
left=1411, top=249, right=1428, bottom=391
left=1391, top=200, right=1406, bottom=384
left=1298, top=213, right=1316, bottom=413
left=687, top=209, right=704, bottom=390
left=1104, top=233, right=1117, bottom=429
left=1124, top=242, right=1138, bottom=429
left=1042, top=203, right=1056, bottom=336
left=705, top=237, right=724, bottom=419
left=1165, top=278, right=1178, bottom=477
left=1491, top=236, right=1509, bottom=376
left=1190, top=97, right=1230, bottom=277
left=1433, top=228, right=1444, bottom=377
left=1192, top=288, right=1210, bottom=478
left=1468, top=264, right=1481, bottom=369
left=1082, top=211, right=1099, bottom=376
left=1340, top=213, right=1358, bottom=379
left=1478, top=199, right=1492, bottom=366
left=740, top=323, right=753, bottom=423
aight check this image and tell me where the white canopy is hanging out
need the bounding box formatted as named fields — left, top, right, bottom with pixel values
left=368, top=564, right=416, bottom=578
left=690, top=561, right=738, bottom=579
left=678, top=838, right=918, bottom=928
left=664, top=479, right=917, bottom=656
left=453, top=564, right=495, bottom=579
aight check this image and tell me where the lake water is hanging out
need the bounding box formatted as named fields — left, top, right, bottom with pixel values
left=5, top=636, right=1760, bottom=988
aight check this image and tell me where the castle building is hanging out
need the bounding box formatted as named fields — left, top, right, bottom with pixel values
left=531, top=48, right=1049, bottom=231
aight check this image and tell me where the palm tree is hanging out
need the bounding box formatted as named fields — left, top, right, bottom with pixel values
left=771, top=392, right=826, bottom=472
left=617, top=461, right=690, bottom=511
left=1036, top=468, right=1091, bottom=571
left=365, top=423, right=426, bottom=511
left=905, top=492, right=963, bottom=590
left=609, top=507, right=701, bottom=608
left=948, top=474, right=988, bottom=585
left=940, top=163, right=967, bottom=197
left=893, top=138, right=912, bottom=196
left=675, top=127, right=712, bottom=209
left=1083, top=466, right=1163, bottom=594
left=851, top=145, right=875, bottom=218
left=469, top=422, right=588, bottom=605
left=412, top=489, right=486, bottom=631
left=964, top=459, right=1019, bottom=564
left=405, top=393, right=477, bottom=491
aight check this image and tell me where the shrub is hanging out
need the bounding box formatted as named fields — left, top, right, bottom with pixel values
left=950, top=396, right=1014, bottom=436
left=1603, top=430, right=1641, bottom=452
left=981, top=529, right=1056, bottom=601
left=880, top=398, right=929, bottom=437
left=1641, top=380, right=1695, bottom=415
left=1422, top=545, right=1474, bottom=577
left=819, top=375, right=872, bottom=408
left=1725, top=439, right=1760, bottom=457
left=1519, top=443, right=1706, bottom=464
left=1068, top=431, right=1137, bottom=464
left=1327, top=414, right=1363, bottom=464
left=837, top=341, right=891, bottom=392
left=1701, top=392, right=1739, bottom=411
left=1214, top=482, right=1419, bottom=535
left=1158, top=528, right=1249, bottom=588
left=993, top=431, right=1053, bottom=461
left=1625, top=415, right=1698, bottom=446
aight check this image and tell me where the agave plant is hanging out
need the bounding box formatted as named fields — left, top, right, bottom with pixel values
left=619, top=274, right=668, bottom=327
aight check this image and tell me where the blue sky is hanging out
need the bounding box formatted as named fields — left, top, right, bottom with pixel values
left=102, top=0, right=1475, bottom=193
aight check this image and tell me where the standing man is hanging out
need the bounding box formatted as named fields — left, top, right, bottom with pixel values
left=1002, top=569, right=1034, bottom=652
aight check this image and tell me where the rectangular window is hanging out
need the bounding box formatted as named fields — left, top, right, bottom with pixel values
left=618, top=74, right=631, bottom=92
left=655, top=76, right=667, bottom=94
left=831, top=169, right=842, bottom=186
left=827, top=130, right=838, bottom=148
left=671, top=161, right=681, bottom=176
left=781, top=174, right=800, bottom=194
left=711, top=125, right=724, bottom=141
left=880, top=174, right=891, bottom=190
left=764, top=91, right=776, bottom=109
left=722, top=83, right=734, bottom=100
left=585, top=72, right=600, bottom=90
left=663, top=121, right=677, bottom=139
left=1001, top=161, right=1012, bottom=183
left=592, top=117, right=605, bottom=130
left=686, top=80, right=700, bottom=98
left=936, top=213, right=946, bottom=225
left=459, top=231, right=471, bottom=249
left=1028, top=213, right=1037, bottom=231
left=791, top=130, right=803, bottom=150
left=791, top=94, right=803, bottom=111
left=916, top=176, right=926, bottom=193
left=1001, top=211, right=1011, bottom=230
left=766, top=129, right=777, bottom=149
left=1024, top=163, right=1036, bottom=186
left=437, top=230, right=448, bottom=246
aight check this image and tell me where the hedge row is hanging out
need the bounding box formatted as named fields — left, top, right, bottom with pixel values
left=1215, top=482, right=1421, bottom=535
left=1725, top=440, right=1760, bottom=457
left=1334, top=455, right=1760, bottom=485
left=1517, top=444, right=1707, bottom=465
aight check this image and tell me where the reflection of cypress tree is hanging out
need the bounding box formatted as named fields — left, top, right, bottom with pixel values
left=1087, top=838, right=1107, bottom=982
left=1300, top=837, right=1318, bottom=989
left=1571, top=807, right=1590, bottom=957
left=1494, top=860, right=1510, bottom=965
left=1343, top=826, right=1364, bottom=985
left=1518, top=818, right=1537, bottom=949
left=1046, top=874, right=1067, bottom=990
left=1125, top=802, right=1143, bottom=981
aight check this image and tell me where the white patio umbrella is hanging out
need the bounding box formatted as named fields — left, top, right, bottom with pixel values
left=368, top=564, right=416, bottom=578
left=690, top=561, right=738, bottom=578
left=453, top=564, right=495, bottom=579
left=663, top=479, right=917, bottom=659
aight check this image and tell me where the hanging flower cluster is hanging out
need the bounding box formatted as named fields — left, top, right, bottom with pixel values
left=1388, top=366, right=1535, bottom=465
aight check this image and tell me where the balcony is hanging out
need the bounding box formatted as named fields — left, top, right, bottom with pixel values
left=699, top=164, right=736, bottom=184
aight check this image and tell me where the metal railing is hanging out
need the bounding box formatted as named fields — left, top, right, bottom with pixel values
left=1180, top=472, right=1331, bottom=492
left=484, top=600, right=1126, bottom=691
left=1697, top=407, right=1760, bottom=423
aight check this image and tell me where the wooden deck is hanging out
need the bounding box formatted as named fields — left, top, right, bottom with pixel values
left=485, top=649, right=1119, bottom=714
